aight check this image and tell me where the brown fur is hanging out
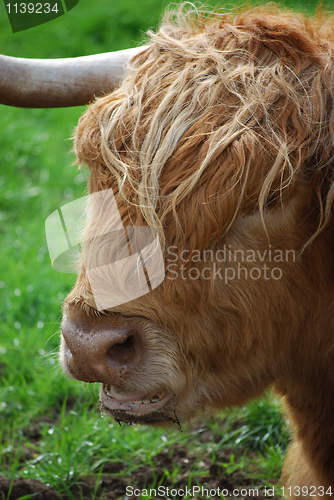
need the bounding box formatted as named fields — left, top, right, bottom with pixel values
left=63, top=4, right=334, bottom=496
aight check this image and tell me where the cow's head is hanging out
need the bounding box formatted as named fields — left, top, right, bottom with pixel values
left=3, top=5, right=334, bottom=428
left=59, top=5, right=334, bottom=425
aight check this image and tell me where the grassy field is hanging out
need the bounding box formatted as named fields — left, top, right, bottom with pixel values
left=0, top=0, right=323, bottom=498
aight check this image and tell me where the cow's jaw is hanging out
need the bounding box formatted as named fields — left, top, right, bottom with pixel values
left=100, top=384, right=176, bottom=424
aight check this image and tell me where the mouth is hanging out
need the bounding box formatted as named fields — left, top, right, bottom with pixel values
left=100, top=384, right=176, bottom=424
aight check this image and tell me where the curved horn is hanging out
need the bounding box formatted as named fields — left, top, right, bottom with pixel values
left=0, top=46, right=148, bottom=108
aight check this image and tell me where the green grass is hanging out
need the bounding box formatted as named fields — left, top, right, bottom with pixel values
left=0, top=0, right=324, bottom=497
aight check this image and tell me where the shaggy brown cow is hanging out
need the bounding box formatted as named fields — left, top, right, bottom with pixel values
left=4, top=2, right=334, bottom=496
left=59, top=4, right=334, bottom=495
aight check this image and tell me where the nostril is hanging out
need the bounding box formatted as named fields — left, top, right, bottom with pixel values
left=106, top=333, right=139, bottom=367
left=61, top=314, right=144, bottom=382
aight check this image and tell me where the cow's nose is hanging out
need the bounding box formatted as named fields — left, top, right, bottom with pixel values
left=60, top=316, right=143, bottom=386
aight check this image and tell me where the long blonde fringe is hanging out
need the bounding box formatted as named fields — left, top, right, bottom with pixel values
left=75, top=2, right=334, bottom=251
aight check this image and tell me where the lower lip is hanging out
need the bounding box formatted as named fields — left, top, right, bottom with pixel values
left=101, top=384, right=171, bottom=415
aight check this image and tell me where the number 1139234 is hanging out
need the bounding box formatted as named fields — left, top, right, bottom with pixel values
left=6, top=2, right=59, bottom=14
left=281, top=486, right=333, bottom=497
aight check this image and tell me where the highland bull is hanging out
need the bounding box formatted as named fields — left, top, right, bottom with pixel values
left=2, top=3, right=334, bottom=496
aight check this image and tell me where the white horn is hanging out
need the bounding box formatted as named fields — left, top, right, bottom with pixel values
left=0, top=46, right=148, bottom=108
